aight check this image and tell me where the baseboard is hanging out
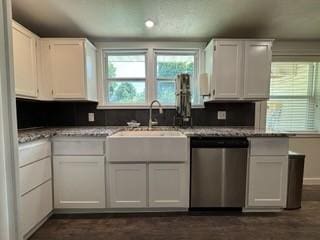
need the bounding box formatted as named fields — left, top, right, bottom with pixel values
left=303, top=178, right=320, bottom=185
left=242, top=208, right=282, bottom=213
left=24, top=211, right=53, bottom=240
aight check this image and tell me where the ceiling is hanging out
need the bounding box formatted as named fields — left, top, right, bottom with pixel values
left=11, top=0, right=320, bottom=41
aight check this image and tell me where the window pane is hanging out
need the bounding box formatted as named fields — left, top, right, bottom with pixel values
left=107, top=55, right=145, bottom=78
left=267, top=62, right=319, bottom=132
left=270, top=62, right=313, bottom=97
left=157, top=81, right=176, bottom=105
left=108, top=81, right=145, bottom=104
left=157, top=55, right=194, bottom=78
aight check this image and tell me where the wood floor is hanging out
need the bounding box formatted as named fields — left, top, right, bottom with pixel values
left=30, top=187, right=320, bottom=240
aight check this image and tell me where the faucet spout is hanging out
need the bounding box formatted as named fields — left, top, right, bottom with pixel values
left=149, top=100, right=163, bottom=129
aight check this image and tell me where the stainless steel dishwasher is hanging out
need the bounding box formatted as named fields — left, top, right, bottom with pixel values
left=190, top=137, right=248, bottom=208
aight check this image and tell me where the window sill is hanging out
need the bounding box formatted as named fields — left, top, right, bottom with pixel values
left=97, top=104, right=205, bottom=110
left=288, top=132, right=320, bottom=138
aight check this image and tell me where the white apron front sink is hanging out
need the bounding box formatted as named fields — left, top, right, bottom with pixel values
left=107, top=130, right=188, bottom=163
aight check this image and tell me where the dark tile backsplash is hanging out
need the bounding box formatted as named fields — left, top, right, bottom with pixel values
left=16, top=99, right=255, bottom=129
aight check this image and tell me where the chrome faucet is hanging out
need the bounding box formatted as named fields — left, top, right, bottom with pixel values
left=149, top=100, right=163, bottom=129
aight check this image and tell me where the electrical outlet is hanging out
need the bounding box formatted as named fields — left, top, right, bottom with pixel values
left=217, top=111, right=226, bottom=120
left=88, top=113, right=95, bottom=122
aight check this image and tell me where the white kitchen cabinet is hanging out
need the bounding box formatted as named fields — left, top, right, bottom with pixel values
left=108, top=163, right=147, bottom=208
left=203, top=38, right=273, bottom=101
left=243, top=41, right=272, bottom=99
left=20, top=180, right=53, bottom=236
left=53, top=155, right=105, bottom=208
left=43, top=38, right=98, bottom=101
left=247, top=156, right=288, bottom=207
left=12, top=21, right=39, bottom=98
left=205, top=40, right=243, bottom=99
left=149, top=164, right=188, bottom=208
left=246, top=137, right=289, bottom=210
left=18, top=139, right=52, bottom=236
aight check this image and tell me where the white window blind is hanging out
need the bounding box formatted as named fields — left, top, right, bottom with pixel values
left=267, top=62, right=320, bottom=132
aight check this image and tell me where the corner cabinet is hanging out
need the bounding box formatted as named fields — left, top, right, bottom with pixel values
left=12, top=20, right=98, bottom=101
left=246, top=138, right=289, bottom=210
left=203, top=39, right=273, bottom=101
left=41, top=38, right=98, bottom=101
left=12, top=21, right=39, bottom=98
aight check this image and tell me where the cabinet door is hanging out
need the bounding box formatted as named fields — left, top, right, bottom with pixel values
left=213, top=40, right=243, bottom=99
left=243, top=41, right=272, bottom=99
left=149, top=164, right=188, bottom=208
left=247, top=156, right=288, bottom=208
left=53, top=156, right=105, bottom=208
left=12, top=23, right=38, bottom=98
left=50, top=40, right=86, bottom=99
left=108, top=164, right=147, bottom=208
left=20, top=180, right=53, bottom=236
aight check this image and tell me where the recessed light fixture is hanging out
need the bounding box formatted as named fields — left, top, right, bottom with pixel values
left=145, top=19, right=155, bottom=28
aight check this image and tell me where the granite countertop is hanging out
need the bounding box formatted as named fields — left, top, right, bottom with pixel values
left=180, top=127, right=291, bottom=137
left=18, top=126, right=292, bottom=144
left=18, top=127, right=122, bottom=144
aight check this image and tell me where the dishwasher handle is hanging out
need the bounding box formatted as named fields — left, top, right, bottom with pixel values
left=191, top=137, right=248, bottom=148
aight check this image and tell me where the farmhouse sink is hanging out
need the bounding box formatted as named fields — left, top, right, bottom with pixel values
left=107, top=130, right=188, bottom=162
left=112, top=130, right=185, bottom=137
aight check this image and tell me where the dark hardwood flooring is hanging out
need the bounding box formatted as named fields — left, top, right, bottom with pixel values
left=30, top=186, right=320, bottom=240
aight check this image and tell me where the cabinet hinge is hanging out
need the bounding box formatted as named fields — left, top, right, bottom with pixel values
left=37, top=88, right=39, bottom=93
left=51, top=89, right=54, bottom=95
left=212, top=89, right=215, bottom=96
left=213, top=45, right=216, bottom=51
left=49, top=45, right=51, bottom=50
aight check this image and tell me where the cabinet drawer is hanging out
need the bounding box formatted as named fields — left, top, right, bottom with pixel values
left=19, top=140, right=51, bottom=167
left=20, top=180, right=53, bottom=236
left=19, top=157, right=52, bottom=195
left=249, top=138, right=288, bottom=156
left=53, top=140, right=104, bottom=155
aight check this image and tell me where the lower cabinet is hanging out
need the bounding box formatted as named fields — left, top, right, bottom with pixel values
left=107, top=163, right=189, bottom=208
left=19, top=139, right=52, bottom=237
left=149, top=163, right=188, bottom=208
left=247, top=156, right=288, bottom=208
left=21, top=180, right=53, bottom=235
left=108, top=164, right=147, bottom=208
left=53, top=156, right=106, bottom=208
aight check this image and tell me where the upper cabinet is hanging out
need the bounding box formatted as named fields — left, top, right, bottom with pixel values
left=42, top=39, right=97, bottom=101
left=12, top=21, right=98, bottom=101
left=203, top=39, right=273, bottom=101
left=243, top=41, right=272, bottom=99
left=12, top=21, right=39, bottom=98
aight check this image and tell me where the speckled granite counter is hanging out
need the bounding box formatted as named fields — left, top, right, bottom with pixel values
left=18, top=127, right=122, bottom=144
left=18, top=126, right=291, bottom=144
left=180, top=127, right=291, bottom=137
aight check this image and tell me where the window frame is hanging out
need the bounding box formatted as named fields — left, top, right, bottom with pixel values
left=97, top=42, right=205, bottom=109
left=154, top=50, right=199, bottom=106
left=104, top=50, right=148, bottom=106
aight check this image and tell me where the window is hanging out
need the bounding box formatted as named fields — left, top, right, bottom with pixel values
left=155, top=52, right=198, bottom=105
left=266, top=62, right=320, bottom=132
left=102, top=46, right=202, bottom=108
left=105, top=52, right=146, bottom=105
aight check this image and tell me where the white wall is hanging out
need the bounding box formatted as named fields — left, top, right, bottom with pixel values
left=0, top=0, right=20, bottom=239
left=289, top=136, right=320, bottom=185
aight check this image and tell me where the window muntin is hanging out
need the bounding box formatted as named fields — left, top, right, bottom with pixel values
left=105, top=52, right=146, bottom=105
left=155, top=53, right=198, bottom=105
left=267, top=62, right=320, bottom=132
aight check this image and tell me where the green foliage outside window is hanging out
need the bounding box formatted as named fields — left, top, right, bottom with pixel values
left=107, top=60, right=194, bottom=104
